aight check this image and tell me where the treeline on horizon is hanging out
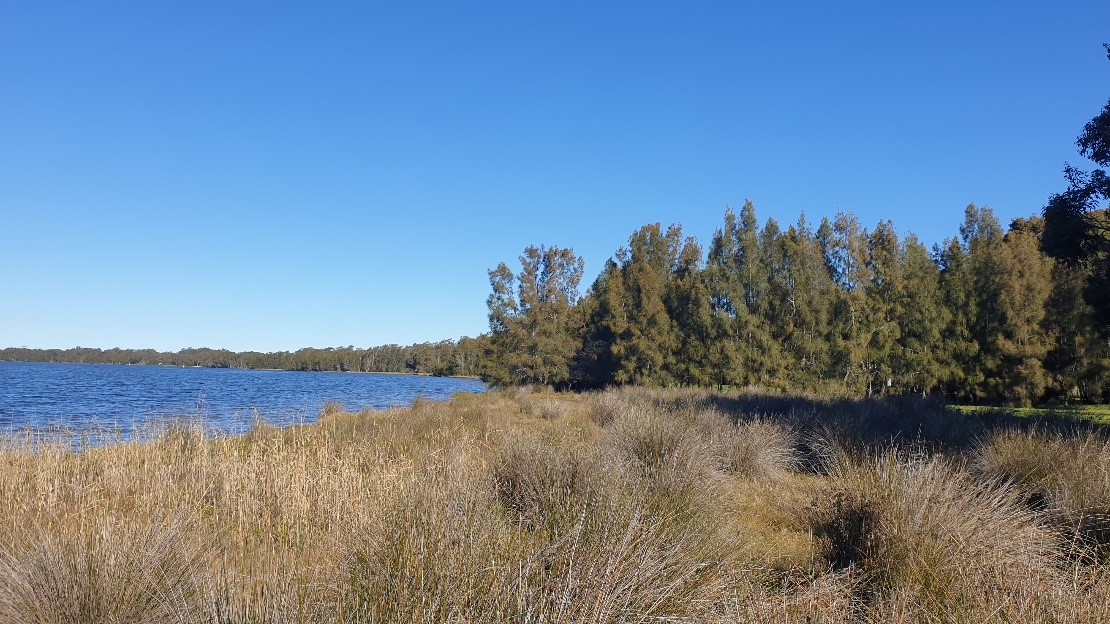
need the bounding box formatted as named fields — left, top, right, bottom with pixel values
left=0, top=340, right=483, bottom=377
left=482, top=201, right=1109, bottom=405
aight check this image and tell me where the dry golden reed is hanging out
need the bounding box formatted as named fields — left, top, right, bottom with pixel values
left=0, top=387, right=1105, bottom=622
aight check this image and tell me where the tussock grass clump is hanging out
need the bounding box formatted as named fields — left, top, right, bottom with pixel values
left=979, top=427, right=1110, bottom=556
left=344, top=454, right=516, bottom=622
left=695, top=409, right=797, bottom=478
left=344, top=395, right=744, bottom=623
left=508, top=491, right=738, bottom=623
left=318, top=400, right=344, bottom=420
left=727, top=571, right=865, bottom=624
left=588, top=386, right=713, bottom=427
left=492, top=434, right=601, bottom=530
left=588, top=390, right=630, bottom=427
left=606, top=403, right=716, bottom=497
left=504, top=385, right=588, bottom=421
left=807, top=452, right=1059, bottom=620
left=0, top=515, right=211, bottom=624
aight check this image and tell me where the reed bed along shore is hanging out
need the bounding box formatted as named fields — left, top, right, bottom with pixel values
left=0, top=387, right=1107, bottom=623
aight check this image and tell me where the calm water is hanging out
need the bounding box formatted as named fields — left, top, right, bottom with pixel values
left=0, top=361, right=486, bottom=441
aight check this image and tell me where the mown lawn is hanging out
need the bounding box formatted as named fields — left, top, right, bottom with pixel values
left=952, top=403, right=1110, bottom=424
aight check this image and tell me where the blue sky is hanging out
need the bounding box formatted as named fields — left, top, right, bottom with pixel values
left=2, top=1, right=1108, bottom=352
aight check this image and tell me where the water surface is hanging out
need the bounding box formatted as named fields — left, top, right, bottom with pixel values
left=0, top=361, right=485, bottom=441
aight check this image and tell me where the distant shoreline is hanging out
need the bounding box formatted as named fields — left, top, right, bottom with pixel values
left=0, top=342, right=485, bottom=379
left=0, top=358, right=483, bottom=381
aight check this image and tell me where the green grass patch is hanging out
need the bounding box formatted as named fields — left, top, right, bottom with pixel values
left=952, top=404, right=1110, bottom=424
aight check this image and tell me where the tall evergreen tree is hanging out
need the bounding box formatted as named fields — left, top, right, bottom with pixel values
left=484, top=245, right=584, bottom=387
left=573, top=224, right=685, bottom=388
left=706, top=207, right=745, bottom=388
left=863, top=220, right=903, bottom=395
left=991, top=226, right=1055, bottom=405
left=894, top=235, right=947, bottom=395
left=572, top=259, right=626, bottom=389
left=665, top=237, right=714, bottom=386
left=759, top=218, right=792, bottom=389
left=609, top=224, right=682, bottom=386
left=824, top=211, right=874, bottom=393
left=960, top=204, right=1006, bottom=402
left=705, top=202, right=778, bottom=388
left=936, top=237, right=979, bottom=400
left=960, top=205, right=1055, bottom=405
left=735, top=202, right=779, bottom=386
left=1043, top=261, right=1110, bottom=402
left=779, top=215, right=836, bottom=390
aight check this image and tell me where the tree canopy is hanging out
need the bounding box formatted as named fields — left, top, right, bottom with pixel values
left=482, top=245, right=584, bottom=388
left=1043, top=44, right=1110, bottom=327
left=483, top=200, right=1108, bottom=404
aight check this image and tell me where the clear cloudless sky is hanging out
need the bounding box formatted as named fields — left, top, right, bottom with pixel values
left=2, top=1, right=1108, bottom=352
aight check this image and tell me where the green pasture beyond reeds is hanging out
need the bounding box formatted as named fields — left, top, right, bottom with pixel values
left=952, top=403, right=1110, bottom=424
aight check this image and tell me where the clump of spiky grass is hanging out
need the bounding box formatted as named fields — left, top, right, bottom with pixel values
left=345, top=439, right=740, bottom=623
left=588, top=390, right=629, bottom=427
left=695, top=409, right=797, bottom=478
left=606, top=402, right=717, bottom=499
left=806, top=451, right=1059, bottom=619
left=343, top=451, right=517, bottom=622
left=508, top=487, right=738, bottom=623
left=318, top=400, right=345, bottom=420
left=503, top=385, right=575, bottom=420
left=587, top=386, right=712, bottom=428
left=0, top=514, right=211, bottom=623
left=978, top=427, right=1110, bottom=557
left=491, top=433, right=602, bottom=530
left=724, top=570, right=865, bottom=624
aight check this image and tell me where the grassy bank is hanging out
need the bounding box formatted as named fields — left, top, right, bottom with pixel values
left=0, top=388, right=1108, bottom=622
left=952, top=403, right=1110, bottom=425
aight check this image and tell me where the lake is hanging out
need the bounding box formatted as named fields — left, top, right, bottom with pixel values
left=0, top=361, right=486, bottom=442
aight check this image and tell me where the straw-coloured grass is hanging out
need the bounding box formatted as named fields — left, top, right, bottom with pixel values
left=0, top=387, right=1106, bottom=622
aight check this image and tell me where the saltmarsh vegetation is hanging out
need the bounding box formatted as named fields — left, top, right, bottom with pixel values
left=1, top=387, right=1109, bottom=622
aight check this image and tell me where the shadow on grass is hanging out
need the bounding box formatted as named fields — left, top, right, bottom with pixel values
left=631, top=391, right=1110, bottom=466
